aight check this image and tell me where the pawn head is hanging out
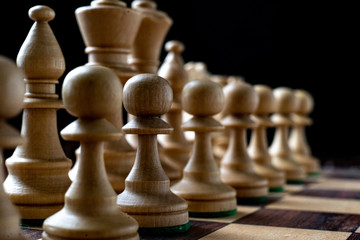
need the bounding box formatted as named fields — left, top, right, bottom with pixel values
left=182, top=79, right=224, bottom=117
left=254, top=85, right=276, bottom=114
left=0, top=56, right=24, bottom=119
left=123, top=74, right=173, bottom=117
left=273, top=87, right=297, bottom=114
left=222, top=81, right=258, bottom=116
left=62, top=65, right=122, bottom=119
left=294, top=89, right=314, bottom=115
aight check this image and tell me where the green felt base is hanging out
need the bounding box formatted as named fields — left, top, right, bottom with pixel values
left=21, top=219, right=44, bottom=228
left=269, top=186, right=284, bottom=193
left=286, top=179, right=305, bottom=185
left=138, top=221, right=190, bottom=235
left=237, top=196, right=268, bottom=205
left=189, top=208, right=237, bottom=218
left=307, top=172, right=321, bottom=177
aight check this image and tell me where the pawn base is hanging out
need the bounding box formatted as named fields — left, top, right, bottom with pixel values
left=138, top=222, right=190, bottom=235
left=237, top=196, right=268, bottom=205
left=189, top=209, right=237, bottom=218
left=286, top=179, right=305, bottom=185
left=272, top=157, right=306, bottom=183
left=269, top=186, right=284, bottom=193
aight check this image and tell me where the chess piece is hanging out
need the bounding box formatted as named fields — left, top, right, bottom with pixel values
left=130, top=0, right=172, bottom=73
left=171, top=79, right=237, bottom=217
left=269, top=87, right=306, bottom=184
left=73, top=0, right=143, bottom=192
left=212, top=75, right=243, bottom=163
left=158, top=40, right=191, bottom=183
left=184, top=61, right=212, bottom=81
left=248, top=85, right=286, bottom=192
left=219, top=82, right=268, bottom=203
left=289, top=89, right=320, bottom=177
left=0, top=56, right=29, bottom=240
left=4, top=6, right=72, bottom=225
left=117, top=74, right=190, bottom=234
left=42, top=65, right=139, bottom=240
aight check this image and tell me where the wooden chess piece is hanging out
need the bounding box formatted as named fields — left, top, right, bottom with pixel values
left=4, top=5, right=72, bottom=225
left=158, top=40, right=191, bottom=183
left=171, top=79, right=237, bottom=217
left=130, top=0, right=172, bottom=73
left=248, top=85, right=286, bottom=192
left=0, top=56, right=29, bottom=240
left=289, top=89, right=320, bottom=177
left=219, top=82, right=268, bottom=203
left=212, top=75, right=242, bottom=164
left=73, top=0, right=143, bottom=192
left=42, top=65, right=139, bottom=240
left=269, top=87, right=306, bottom=184
left=117, top=74, right=190, bottom=234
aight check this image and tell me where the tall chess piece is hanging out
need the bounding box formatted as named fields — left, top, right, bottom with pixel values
left=73, top=0, right=143, bottom=192
left=269, top=87, right=306, bottom=184
left=248, top=85, right=286, bottom=193
left=4, top=6, right=72, bottom=225
left=220, top=82, right=268, bottom=203
left=289, top=89, right=320, bottom=177
left=0, top=56, right=29, bottom=240
left=130, top=0, right=172, bottom=73
left=158, top=40, right=191, bottom=183
left=42, top=65, right=139, bottom=240
left=117, top=74, right=189, bottom=234
left=171, top=80, right=237, bottom=217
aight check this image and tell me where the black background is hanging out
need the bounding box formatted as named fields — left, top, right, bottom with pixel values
left=0, top=1, right=358, bottom=166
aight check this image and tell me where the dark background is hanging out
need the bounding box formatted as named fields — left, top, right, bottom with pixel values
left=1, top=1, right=358, bottom=166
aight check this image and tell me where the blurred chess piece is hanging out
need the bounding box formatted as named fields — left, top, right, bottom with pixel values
left=42, top=65, right=139, bottom=240
left=158, top=40, right=191, bottom=183
left=269, top=87, right=306, bottom=184
left=289, top=89, right=320, bottom=177
left=4, top=5, right=72, bottom=224
left=73, top=0, right=143, bottom=192
left=117, top=74, right=189, bottom=234
left=0, top=55, right=29, bottom=240
left=220, top=81, right=268, bottom=203
left=248, top=85, right=286, bottom=192
left=130, top=0, right=172, bottom=73
left=171, top=79, right=237, bottom=217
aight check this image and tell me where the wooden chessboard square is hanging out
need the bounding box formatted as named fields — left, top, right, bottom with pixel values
left=293, top=189, right=360, bottom=199
left=234, top=208, right=360, bottom=232
left=189, top=206, right=260, bottom=223
left=308, top=178, right=360, bottom=191
left=266, top=195, right=360, bottom=214
left=199, top=223, right=352, bottom=240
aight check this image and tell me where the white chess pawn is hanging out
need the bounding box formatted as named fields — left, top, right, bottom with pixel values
left=171, top=79, right=237, bottom=217
left=269, top=87, right=306, bottom=184
left=220, top=81, right=269, bottom=203
left=289, top=89, right=320, bottom=177
left=117, top=74, right=189, bottom=234
left=42, top=65, right=139, bottom=240
left=248, top=85, right=286, bottom=192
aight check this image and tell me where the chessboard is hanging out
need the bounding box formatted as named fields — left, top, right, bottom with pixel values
left=21, top=167, right=360, bottom=240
